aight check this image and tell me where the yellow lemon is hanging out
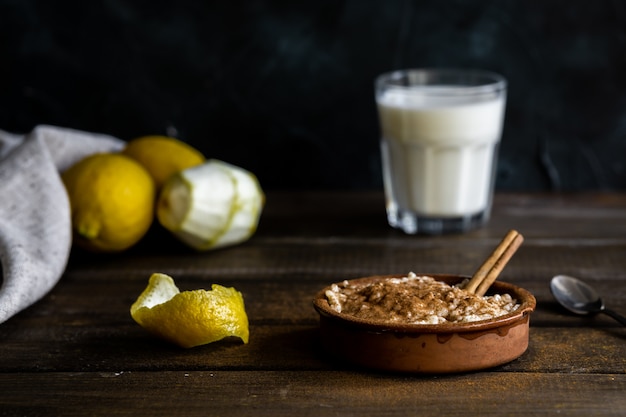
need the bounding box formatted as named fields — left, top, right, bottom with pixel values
left=62, top=153, right=155, bottom=252
left=122, top=135, right=205, bottom=189
left=130, top=273, right=249, bottom=348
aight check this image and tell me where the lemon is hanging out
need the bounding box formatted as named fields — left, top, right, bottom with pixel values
left=61, top=153, right=155, bottom=252
left=157, top=159, right=265, bottom=251
left=122, top=135, right=205, bottom=189
left=130, top=273, right=249, bottom=348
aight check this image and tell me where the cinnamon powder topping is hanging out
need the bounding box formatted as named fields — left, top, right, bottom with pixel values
left=325, top=273, right=519, bottom=324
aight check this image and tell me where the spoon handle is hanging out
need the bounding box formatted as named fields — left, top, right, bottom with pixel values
left=602, top=309, right=626, bottom=326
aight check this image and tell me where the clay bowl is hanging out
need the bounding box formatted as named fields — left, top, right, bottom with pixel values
left=313, top=273, right=536, bottom=374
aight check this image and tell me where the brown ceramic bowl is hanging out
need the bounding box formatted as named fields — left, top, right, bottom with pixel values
left=313, top=274, right=536, bottom=374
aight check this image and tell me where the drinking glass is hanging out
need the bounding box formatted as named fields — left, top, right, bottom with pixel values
left=375, top=68, right=507, bottom=234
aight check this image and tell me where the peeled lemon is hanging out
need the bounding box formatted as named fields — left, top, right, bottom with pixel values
left=130, top=273, right=249, bottom=348
left=122, top=135, right=205, bottom=189
left=61, top=153, right=155, bottom=252
left=157, top=159, right=264, bottom=251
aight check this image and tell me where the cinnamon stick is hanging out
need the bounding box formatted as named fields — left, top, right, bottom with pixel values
left=465, top=229, right=524, bottom=296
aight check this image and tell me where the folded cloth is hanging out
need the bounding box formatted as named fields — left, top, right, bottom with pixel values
left=0, top=125, right=124, bottom=324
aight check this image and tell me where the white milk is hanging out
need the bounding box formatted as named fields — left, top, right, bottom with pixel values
left=377, top=87, right=505, bottom=217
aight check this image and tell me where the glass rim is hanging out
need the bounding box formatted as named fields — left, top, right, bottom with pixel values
left=375, top=68, right=507, bottom=94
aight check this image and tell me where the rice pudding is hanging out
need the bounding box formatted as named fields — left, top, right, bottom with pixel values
left=324, top=272, right=519, bottom=324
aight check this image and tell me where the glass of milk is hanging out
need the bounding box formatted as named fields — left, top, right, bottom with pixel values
left=375, top=69, right=507, bottom=234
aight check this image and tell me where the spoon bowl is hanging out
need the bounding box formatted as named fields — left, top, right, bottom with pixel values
left=550, top=274, right=626, bottom=326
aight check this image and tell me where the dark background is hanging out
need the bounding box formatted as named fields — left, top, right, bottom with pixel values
left=1, top=0, right=625, bottom=191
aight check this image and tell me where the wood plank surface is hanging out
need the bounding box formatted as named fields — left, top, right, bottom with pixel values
left=1, top=324, right=625, bottom=374
left=1, top=192, right=625, bottom=416
left=1, top=372, right=624, bottom=416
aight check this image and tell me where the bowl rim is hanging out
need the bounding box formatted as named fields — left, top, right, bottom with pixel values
left=313, top=273, right=536, bottom=334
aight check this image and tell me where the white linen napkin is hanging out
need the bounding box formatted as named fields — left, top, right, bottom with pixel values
left=0, top=125, right=124, bottom=324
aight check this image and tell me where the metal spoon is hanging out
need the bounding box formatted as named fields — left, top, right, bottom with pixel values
left=550, top=274, right=626, bottom=326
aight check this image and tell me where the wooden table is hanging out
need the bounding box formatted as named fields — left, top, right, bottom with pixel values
left=1, top=192, right=625, bottom=416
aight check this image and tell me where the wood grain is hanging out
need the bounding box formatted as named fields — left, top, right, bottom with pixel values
left=1, top=192, right=625, bottom=416
left=1, top=372, right=624, bottom=416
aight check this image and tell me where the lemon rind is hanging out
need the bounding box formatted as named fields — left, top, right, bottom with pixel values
left=130, top=273, right=249, bottom=348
